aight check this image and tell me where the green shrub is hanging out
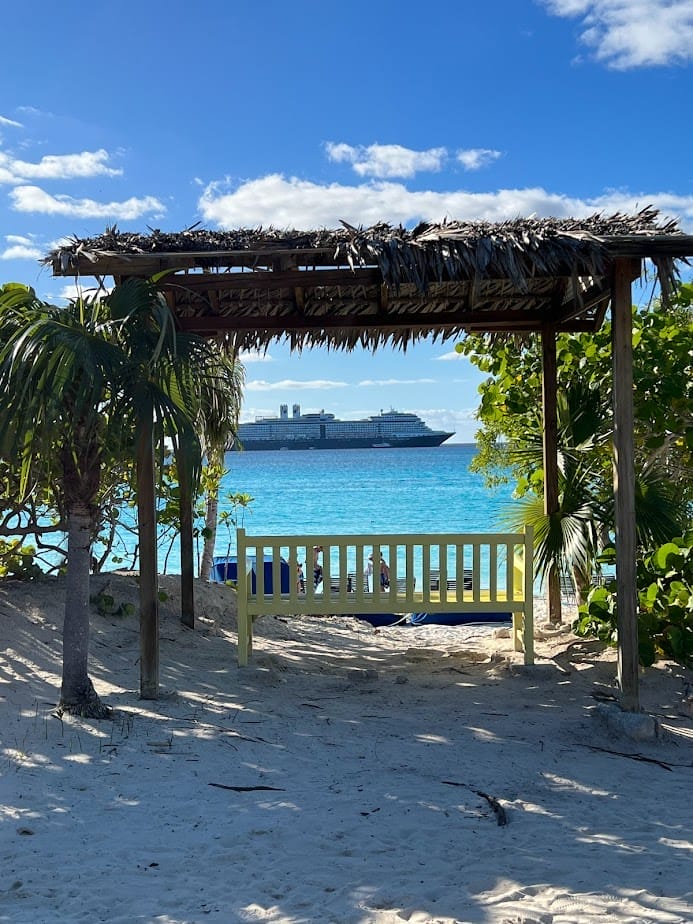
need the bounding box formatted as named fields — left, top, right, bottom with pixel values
left=573, top=533, right=693, bottom=665
left=91, top=590, right=135, bottom=618
left=0, top=539, right=43, bottom=580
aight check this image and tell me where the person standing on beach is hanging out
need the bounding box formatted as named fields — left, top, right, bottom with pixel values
left=365, top=553, right=374, bottom=591
left=379, top=554, right=390, bottom=589
left=366, top=551, right=390, bottom=589
left=313, top=545, right=323, bottom=588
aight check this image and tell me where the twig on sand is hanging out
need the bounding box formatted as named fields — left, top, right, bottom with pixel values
left=208, top=783, right=285, bottom=792
left=582, top=745, right=680, bottom=771
left=441, top=780, right=508, bottom=825
left=473, top=789, right=508, bottom=826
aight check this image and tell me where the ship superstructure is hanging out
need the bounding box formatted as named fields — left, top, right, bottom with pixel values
left=233, top=404, right=454, bottom=451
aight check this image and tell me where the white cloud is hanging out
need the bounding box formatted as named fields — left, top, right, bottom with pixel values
left=540, top=0, right=693, bottom=68
left=325, top=142, right=447, bottom=178
left=0, top=148, right=122, bottom=185
left=457, top=148, right=502, bottom=171
left=9, top=185, right=166, bottom=220
left=246, top=378, right=348, bottom=391
left=45, top=282, right=113, bottom=304
left=59, top=283, right=91, bottom=302
left=383, top=407, right=479, bottom=441
left=198, top=173, right=693, bottom=231
left=435, top=351, right=467, bottom=361
left=238, top=349, right=273, bottom=363
left=0, top=115, right=23, bottom=128
left=357, top=378, right=436, bottom=386
left=1, top=233, right=42, bottom=260
left=1, top=243, right=42, bottom=260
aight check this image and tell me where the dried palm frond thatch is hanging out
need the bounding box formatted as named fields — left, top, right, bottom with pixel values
left=43, top=207, right=691, bottom=351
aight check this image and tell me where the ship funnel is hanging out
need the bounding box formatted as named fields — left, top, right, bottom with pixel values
left=280, top=404, right=288, bottom=419
left=293, top=403, right=301, bottom=418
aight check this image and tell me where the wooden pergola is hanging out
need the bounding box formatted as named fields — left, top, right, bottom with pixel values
left=48, top=207, right=693, bottom=712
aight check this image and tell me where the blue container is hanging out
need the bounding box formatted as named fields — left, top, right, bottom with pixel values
left=409, top=611, right=511, bottom=625
left=211, top=555, right=290, bottom=593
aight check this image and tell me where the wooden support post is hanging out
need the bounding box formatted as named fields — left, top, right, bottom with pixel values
left=178, top=451, right=195, bottom=629
left=612, top=259, right=640, bottom=712
left=541, top=324, right=561, bottom=624
left=137, top=414, right=159, bottom=699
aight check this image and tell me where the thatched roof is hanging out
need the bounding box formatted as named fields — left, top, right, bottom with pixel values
left=47, top=208, right=693, bottom=351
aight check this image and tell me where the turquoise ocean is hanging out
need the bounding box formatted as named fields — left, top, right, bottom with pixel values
left=218, top=444, right=514, bottom=540
left=104, top=445, right=521, bottom=584
left=210, top=444, right=526, bottom=591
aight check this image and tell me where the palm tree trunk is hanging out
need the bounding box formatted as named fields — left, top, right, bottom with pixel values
left=199, top=447, right=223, bottom=582
left=60, top=503, right=110, bottom=718
left=199, top=490, right=219, bottom=581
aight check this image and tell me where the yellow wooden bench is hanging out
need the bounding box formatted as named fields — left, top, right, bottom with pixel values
left=235, top=528, right=534, bottom=667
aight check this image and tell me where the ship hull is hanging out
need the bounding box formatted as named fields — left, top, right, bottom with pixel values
left=232, top=433, right=452, bottom=452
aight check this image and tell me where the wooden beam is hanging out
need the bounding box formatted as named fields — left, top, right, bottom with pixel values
left=379, top=283, right=389, bottom=312
left=160, top=267, right=382, bottom=292
left=51, top=245, right=342, bottom=277
left=605, top=234, right=693, bottom=258
left=173, top=302, right=607, bottom=336
left=541, top=324, right=562, bottom=625
left=611, top=258, right=640, bottom=712
left=137, top=413, right=159, bottom=700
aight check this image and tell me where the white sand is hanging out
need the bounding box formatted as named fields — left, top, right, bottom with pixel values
left=1, top=572, right=692, bottom=924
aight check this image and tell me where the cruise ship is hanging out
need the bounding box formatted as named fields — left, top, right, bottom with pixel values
left=233, top=404, right=454, bottom=451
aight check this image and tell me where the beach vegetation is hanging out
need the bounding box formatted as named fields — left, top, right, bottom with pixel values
left=0, top=457, right=68, bottom=573
left=196, top=351, right=245, bottom=581
left=0, top=537, right=43, bottom=580
left=457, top=286, right=693, bottom=605
left=0, top=278, right=241, bottom=718
left=574, top=533, right=693, bottom=666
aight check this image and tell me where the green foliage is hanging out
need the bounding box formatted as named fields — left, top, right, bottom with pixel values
left=0, top=280, right=246, bottom=577
left=90, top=590, right=135, bottom=618
left=223, top=492, right=255, bottom=529
left=573, top=534, right=693, bottom=666
left=217, top=491, right=255, bottom=560
left=457, top=289, right=693, bottom=588
left=572, top=584, right=619, bottom=646
left=0, top=538, right=43, bottom=580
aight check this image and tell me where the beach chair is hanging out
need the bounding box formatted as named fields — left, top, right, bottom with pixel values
left=446, top=570, right=473, bottom=593
left=429, top=570, right=440, bottom=591
left=395, top=576, right=414, bottom=593
left=559, top=568, right=577, bottom=604
left=347, top=571, right=369, bottom=593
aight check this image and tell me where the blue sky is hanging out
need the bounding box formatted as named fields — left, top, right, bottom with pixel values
left=1, top=0, right=692, bottom=441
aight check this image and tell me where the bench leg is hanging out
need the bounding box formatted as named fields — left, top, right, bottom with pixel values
left=238, top=609, right=250, bottom=666
left=522, top=607, right=534, bottom=666
left=512, top=611, right=535, bottom=665
left=512, top=612, right=523, bottom=653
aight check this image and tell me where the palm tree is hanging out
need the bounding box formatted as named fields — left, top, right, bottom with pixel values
left=196, top=345, right=244, bottom=582
left=503, top=379, right=686, bottom=608
left=0, top=279, right=231, bottom=716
